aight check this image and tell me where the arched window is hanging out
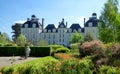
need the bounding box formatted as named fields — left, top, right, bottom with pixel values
left=89, top=22, right=92, bottom=27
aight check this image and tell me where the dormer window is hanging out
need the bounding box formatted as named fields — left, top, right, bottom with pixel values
left=73, top=29, right=77, bottom=32
left=53, top=29, right=56, bottom=33
left=89, top=22, right=92, bottom=27
left=33, top=23, right=36, bottom=28
left=61, top=25, right=64, bottom=28
left=25, top=24, right=28, bottom=28
left=48, top=30, right=51, bottom=33
left=78, top=29, right=81, bottom=32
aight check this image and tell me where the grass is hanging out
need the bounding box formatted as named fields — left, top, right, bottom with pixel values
left=0, top=56, right=59, bottom=74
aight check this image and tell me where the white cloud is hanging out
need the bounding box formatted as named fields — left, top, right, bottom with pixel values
left=14, top=20, right=26, bottom=24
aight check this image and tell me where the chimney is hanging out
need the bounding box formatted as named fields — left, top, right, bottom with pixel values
left=59, top=22, right=60, bottom=25
left=66, top=22, right=68, bottom=28
left=84, top=18, right=86, bottom=25
left=42, top=18, right=44, bottom=30
left=62, top=18, right=64, bottom=23
left=27, top=18, right=30, bottom=21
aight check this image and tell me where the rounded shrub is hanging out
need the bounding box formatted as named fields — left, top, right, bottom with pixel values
left=49, top=45, right=66, bottom=55
left=55, top=47, right=70, bottom=53
left=79, top=40, right=105, bottom=57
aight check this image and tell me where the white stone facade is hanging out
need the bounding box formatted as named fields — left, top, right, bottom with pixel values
left=21, top=13, right=99, bottom=46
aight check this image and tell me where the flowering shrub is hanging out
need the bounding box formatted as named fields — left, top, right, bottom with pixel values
left=79, top=40, right=105, bottom=57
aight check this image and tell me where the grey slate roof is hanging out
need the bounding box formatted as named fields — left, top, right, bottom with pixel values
left=22, top=21, right=41, bottom=28
left=70, top=23, right=81, bottom=32
left=45, top=24, right=56, bottom=32
left=84, top=18, right=98, bottom=27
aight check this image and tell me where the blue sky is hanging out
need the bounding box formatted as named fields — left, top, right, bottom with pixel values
left=0, top=0, right=107, bottom=38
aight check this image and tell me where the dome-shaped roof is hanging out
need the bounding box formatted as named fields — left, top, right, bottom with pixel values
left=92, top=13, right=97, bottom=16
left=31, top=15, right=36, bottom=18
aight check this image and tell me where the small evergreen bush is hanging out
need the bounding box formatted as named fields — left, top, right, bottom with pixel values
left=99, top=65, right=120, bottom=74
left=55, top=47, right=70, bottom=53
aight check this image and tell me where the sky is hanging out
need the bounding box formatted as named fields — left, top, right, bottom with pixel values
left=0, top=0, right=107, bottom=38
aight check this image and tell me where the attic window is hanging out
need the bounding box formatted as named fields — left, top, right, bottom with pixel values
left=25, top=24, right=28, bottom=28
left=89, top=22, right=92, bottom=27
left=33, top=23, right=36, bottom=28
left=48, top=30, right=51, bottom=33
left=61, top=25, right=64, bottom=28
left=73, top=29, right=77, bottom=32
left=53, top=29, right=56, bottom=33
left=78, top=29, right=81, bottom=32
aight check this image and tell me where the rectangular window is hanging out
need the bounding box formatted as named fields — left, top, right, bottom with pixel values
left=59, top=39, right=61, bottom=42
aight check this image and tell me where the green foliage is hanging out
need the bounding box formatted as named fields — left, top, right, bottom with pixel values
left=0, top=56, right=59, bottom=74
left=70, top=43, right=80, bottom=52
left=60, top=58, right=79, bottom=74
left=55, top=47, right=70, bottom=53
left=49, top=45, right=64, bottom=55
left=70, top=31, right=83, bottom=43
left=0, top=33, right=9, bottom=45
left=84, top=32, right=94, bottom=42
left=30, top=47, right=51, bottom=57
left=104, top=43, right=120, bottom=57
left=99, top=65, right=120, bottom=74
left=4, top=43, right=18, bottom=47
left=78, top=56, right=94, bottom=74
left=99, top=0, right=120, bottom=43
left=0, top=47, right=51, bottom=57
left=15, top=34, right=27, bottom=46
left=0, top=47, right=24, bottom=56
left=38, top=39, right=48, bottom=46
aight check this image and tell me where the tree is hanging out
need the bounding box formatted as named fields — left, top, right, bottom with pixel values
left=84, top=32, right=94, bottom=42
left=0, top=33, right=9, bottom=45
left=15, top=34, right=27, bottom=46
left=38, top=39, right=48, bottom=46
left=99, top=0, right=120, bottom=43
left=70, top=31, right=83, bottom=44
left=12, top=23, right=22, bottom=41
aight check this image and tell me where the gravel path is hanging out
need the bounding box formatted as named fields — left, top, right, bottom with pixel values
left=0, top=56, right=39, bottom=68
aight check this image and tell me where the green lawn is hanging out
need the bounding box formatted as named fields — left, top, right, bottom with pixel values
left=0, top=56, right=59, bottom=74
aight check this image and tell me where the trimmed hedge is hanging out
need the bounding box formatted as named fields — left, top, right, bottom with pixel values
left=55, top=47, right=70, bottom=53
left=30, top=47, right=50, bottom=57
left=0, top=47, right=50, bottom=57
left=0, top=47, right=24, bottom=56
